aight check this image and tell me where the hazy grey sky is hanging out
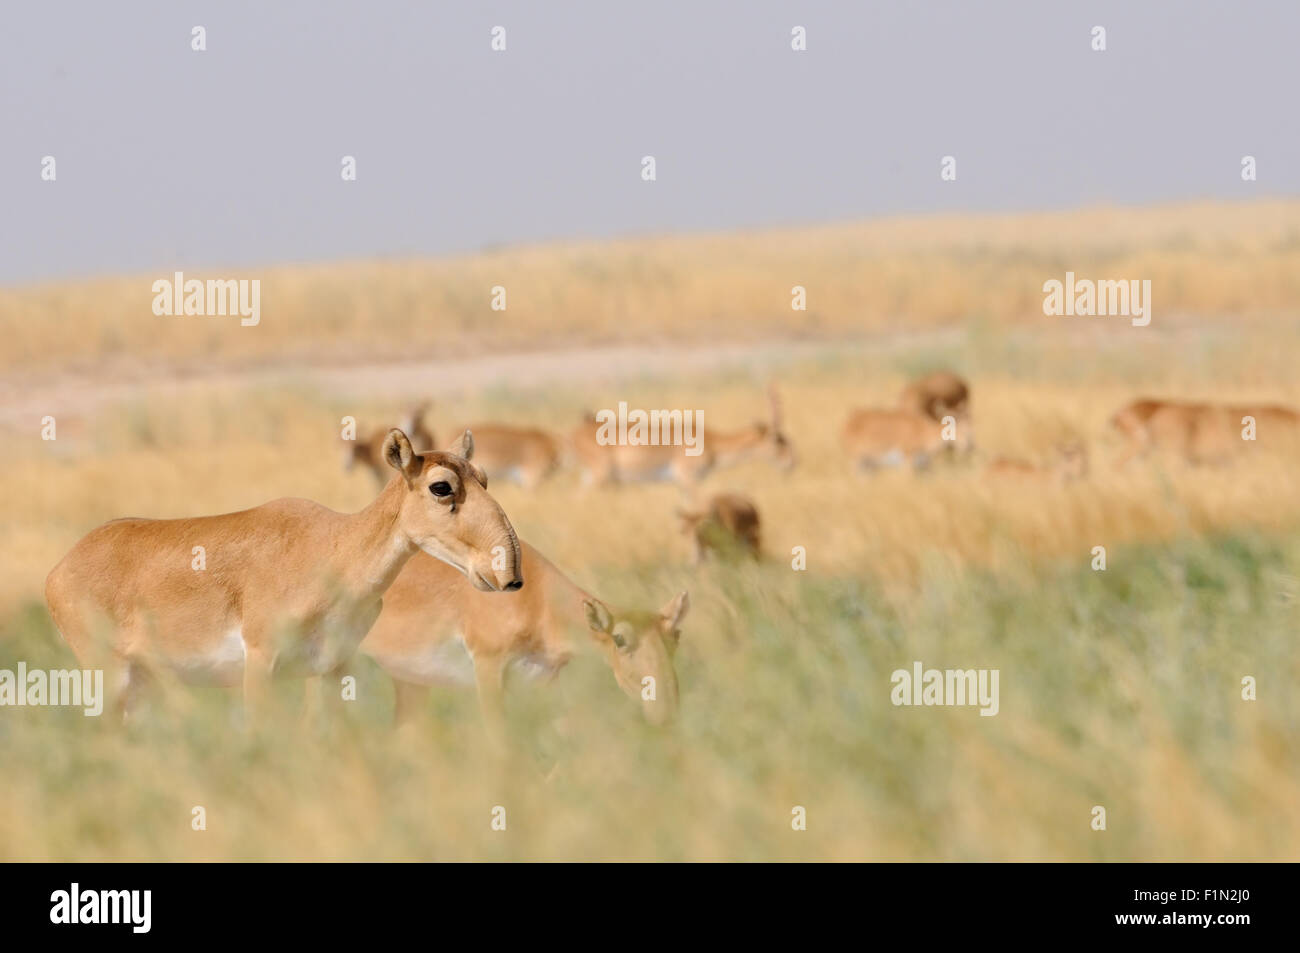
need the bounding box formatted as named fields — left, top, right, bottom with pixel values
left=2, top=1, right=1296, bottom=285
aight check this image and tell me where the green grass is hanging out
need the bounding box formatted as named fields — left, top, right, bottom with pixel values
left=3, top=529, right=1296, bottom=861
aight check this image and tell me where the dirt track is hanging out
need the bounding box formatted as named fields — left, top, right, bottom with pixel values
left=0, top=332, right=970, bottom=430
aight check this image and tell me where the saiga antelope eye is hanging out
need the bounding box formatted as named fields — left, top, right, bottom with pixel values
left=429, top=481, right=453, bottom=498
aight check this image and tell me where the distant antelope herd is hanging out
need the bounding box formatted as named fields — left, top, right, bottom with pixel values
left=569, top=386, right=795, bottom=485
left=43, top=368, right=1300, bottom=743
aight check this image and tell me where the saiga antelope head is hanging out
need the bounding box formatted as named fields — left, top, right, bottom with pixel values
left=583, top=591, right=689, bottom=726
left=383, top=428, right=523, bottom=593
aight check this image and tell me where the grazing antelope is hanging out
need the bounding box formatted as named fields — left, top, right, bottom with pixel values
left=1111, top=398, right=1300, bottom=467
left=842, top=406, right=972, bottom=473
left=900, top=370, right=970, bottom=421
left=986, top=442, right=1089, bottom=483
left=570, top=386, right=796, bottom=486
left=360, top=542, right=689, bottom=745
left=437, top=423, right=562, bottom=488
left=44, top=430, right=522, bottom=725
left=1110, top=398, right=1200, bottom=466
left=343, top=402, right=436, bottom=485
left=677, top=493, right=762, bottom=564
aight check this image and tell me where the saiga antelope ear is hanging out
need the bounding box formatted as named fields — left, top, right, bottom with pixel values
left=382, top=429, right=423, bottom=481
left=447, top=429, right=475, bottom=461
left=660, top=590, right=690, bottom=629
left=583, top=599, right=614, bottom=634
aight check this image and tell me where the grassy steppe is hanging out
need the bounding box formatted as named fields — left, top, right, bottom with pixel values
left=2, top=201, right=1298, bottom=859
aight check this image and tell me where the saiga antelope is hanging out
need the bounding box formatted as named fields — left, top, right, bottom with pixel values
left=434, top=422, right=562, bottom=488
left=343, top=402, right=436, bottom=485
left=45, top=430, right=522, bottom=725
left=1110, top=398, right=1205, bottom=467
left=677, top=493, right=762, bottom=564
left=986, top=442, right=1089, bottom=483
left=360, top=542, right=689, bottom=745
left=899, top=370, right=970, bottom=421
left=570, top=386, right=796, bottom=486
left=842, top=406, right=973, bottom=473
left=1111, top=398, right=1300, bottom=467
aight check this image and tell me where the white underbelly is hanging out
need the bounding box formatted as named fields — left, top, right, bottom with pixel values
left=507, top=654, right=563, bottom=682
left=380, top=637, right=478, bottom=687
left=168, top=627, right=247, bottom=685
left=164, top=620, right=366, bottom=684
left=375, top=639, right=563, bottom=687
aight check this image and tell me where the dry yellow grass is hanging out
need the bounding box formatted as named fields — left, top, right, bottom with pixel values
left=2, top=199, right=1298, bottom=378
left=2, top=201, right=1299, bottom=860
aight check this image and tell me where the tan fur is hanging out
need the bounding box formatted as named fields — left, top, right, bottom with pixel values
left=842, top=407, right=970, bottom=472
left=678, top=493, right=762, bottom=564
left=343, top=403, right=436, bottom=485
left=987, top=443, right=1089, bottom=483
left=360, top=542, right=688, bottom=744
left=439, top=422, right=562, bottom=488
left=45, top=430, right=521, bottom=725
left=1111, top=398, right=1300, bottom=466
left=570, top=386, right=796, bottom=486
left=900, top=370, right=970, bottom=421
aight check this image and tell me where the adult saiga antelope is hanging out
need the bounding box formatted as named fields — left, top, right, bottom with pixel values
left=899, top=370, right=970, bottom=421
left=45, top=429, right=522, bottom=724
left=343, top=402, right=436, bottom=485
left=360, top=542, right=689, bottom=745
left=842, top=406, right=973, bottom=473
left=434, top=422, right=562, bottom=488
left=1110, top=398, right=1204, bottom=466
left=1110, top=398, right=1300, bottom=467
left=570, top=386, right=796, bottom=486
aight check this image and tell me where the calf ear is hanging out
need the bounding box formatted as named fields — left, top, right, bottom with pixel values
left=447, top=429, right=475, bottom=461
left=660, top=590, right=690, bottom=630
left=583, top=599, right=613, bottom=634
left=382, top=429, right=422, bottom=481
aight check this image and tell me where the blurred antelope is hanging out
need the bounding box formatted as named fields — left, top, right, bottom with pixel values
left=900, top=370, right=970, bottom=421
left=360, top=542, right=688, bottom=745
left=343, top=402, right=436, bottom=485
left=987, top=442, right=1089, bottom=483
left=436, top=422, right=562, bottom=488
left=570, top=385, right=796, bottom=485
left=45, top=430, right=522, bottom=725
left=677, top=493, right=762, bottom=564
left=1111, top=398, right=1300, bottom=467
left=842, top=406, right=972, bottom=473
